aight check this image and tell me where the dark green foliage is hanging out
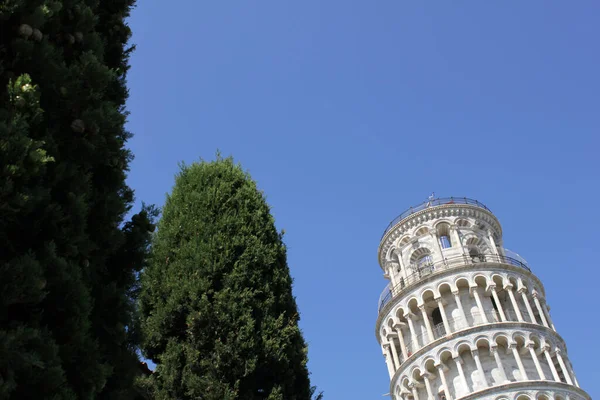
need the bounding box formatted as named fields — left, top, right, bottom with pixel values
left=139, top=158, right=317, bottom=400
left=0, top=0, right=153, bottom=398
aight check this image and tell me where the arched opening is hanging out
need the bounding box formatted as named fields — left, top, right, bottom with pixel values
left=432, top=307, right=443, bottom=326
left=431, top=307, right=446, bottom=337
left=456, top=219, right=471, bottom=228
left=436, top=223, right=452, bottom=249
left=409, top=248, right=433, bottom=281
left=415, top=227, right=429, bottom=237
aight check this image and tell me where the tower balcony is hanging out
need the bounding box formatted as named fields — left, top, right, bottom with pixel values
left=378, top=249, right=530, bottom=313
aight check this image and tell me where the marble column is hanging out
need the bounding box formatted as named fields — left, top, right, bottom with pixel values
left=532, top=292, right=549, bottom=328
left=409, top=382, right=420, bottom=400
left=453, top=290, right=469, bottom=329
left=518, top=288, right=537, bottom=324
left=509, top=342, right=528, bottom=380
left=422, top=372, right=434, bottom=400
left=488, top=230, right=500, bottom=256
left=382, top=345, right=394, bottom=377
left=489, top=285, right=507, bottom=322
left=436, top=297, right=452, bottom=335
left=471, top=349, right=489, bottom=388
left=527, top=342, right=546, bottom=380
left=544, top=302, right=557, bottom=331
left=451, top=225, right=463, bottom=256
left=543, top=345, right=561, bottom=382
left=387, top=335, right=401, bottom=369
left=436, top=363, right=453, bottom=400
left=420, top=305, right=435, bottom=342
left=471, top=286, right=489, bottom=324
left=555, top=349, right=574, bottom=385
left=394, top=323, right=409, bottom=360
left=505, top=284, right=524, bottom=322
left=406, top=312, right=419, bottom=351
left=454, top=356, right=470, bottom=393
left=490, top=345, right=509, bottom=383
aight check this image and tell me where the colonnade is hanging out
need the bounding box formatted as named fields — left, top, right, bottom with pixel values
left=381, top=283, right=555, bottom=370
left=391, top=333, right=578, bottom=400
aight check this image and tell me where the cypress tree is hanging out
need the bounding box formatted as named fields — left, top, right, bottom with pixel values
left=139, top=158, right=318, bottom=400
left=0, top=0, right=153, bottom=398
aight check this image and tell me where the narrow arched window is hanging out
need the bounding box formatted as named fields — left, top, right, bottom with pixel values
left=436, top=223, right=452, bottom=249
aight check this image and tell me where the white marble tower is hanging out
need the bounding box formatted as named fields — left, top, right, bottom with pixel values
left=376, top=197, right=589, bottom=400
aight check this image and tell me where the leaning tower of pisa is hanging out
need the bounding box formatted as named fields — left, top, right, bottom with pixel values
left=376, top=197, right=590, bottom=400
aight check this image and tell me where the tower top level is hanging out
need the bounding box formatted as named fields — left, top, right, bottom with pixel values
left=378, top=196, right=502, bottom=270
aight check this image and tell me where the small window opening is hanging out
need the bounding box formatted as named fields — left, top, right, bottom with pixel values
left=437, top=223, right=452, bottom=249
left=440, top=235, right=451, bottom=249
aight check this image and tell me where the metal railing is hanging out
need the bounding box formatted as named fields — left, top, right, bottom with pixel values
left=378, top=252, right=531, bottom=312
left=381, top=197, right=491, bottom=239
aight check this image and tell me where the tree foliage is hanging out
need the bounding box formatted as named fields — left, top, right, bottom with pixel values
left=0, top=0, right=153, bottom=398
left=139, top=158, right=317, bottom=400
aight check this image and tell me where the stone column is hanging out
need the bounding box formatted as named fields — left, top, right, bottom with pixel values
left=487, top=230, right=500, bottom=256
left=382, top=345, right=394, bottom=377
left=409, top=382, right=420, bottom=400
left=490, top=345, right=509, bottom=383
left=505, top=284, right=524, bottom=322
left=471, top=349, right=489, bottom=388
left=454, top=356, right=469, bottom=393
left=451, top=225, right=464, bottom=256
left=532, top=292, right=549, bottom=328
left=544, top=302, right=557, bottom=331
left=519, top=288, right=538, bottom=324
left=436, top=363, right=453, bottom=400
left=489, top=285, right=507, bottom=322
left=436, top=297, right=452, bottom=335
left=471, top=286, right=489, bottom=324
left=568, top=360, right=580, bottom=388
left=387, top=335, right=401, bottom=369
left=386, top=263, right=397, bottom=288
left=420, top=305, right=435, bottom=343
left=396, top=249, right=408, bottom=284
left=394, top=323, right=409, bottom=360
left=453, top=290, right=469, bottom=329
left=527, top=342, right=546, bottom=380
left=431, top=232, right=443, bottom=261
left=406, top=312, right=419, bottom=350
left=509, top=342, right=528, bottom=380
left=422, top=372, right=434, bottom=400
left=555, top=349, right=574, bottom=385
left=543, top=345, right=561, bottom=382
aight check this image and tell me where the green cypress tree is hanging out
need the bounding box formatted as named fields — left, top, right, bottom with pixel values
left=0, top=1, right=153, bottom=398
left=139, top=158, right=318, bottom=400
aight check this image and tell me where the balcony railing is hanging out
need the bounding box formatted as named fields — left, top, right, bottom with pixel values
left=381, top=197, right=491, bottom=239
left=378, top=251, right=531, bottom=312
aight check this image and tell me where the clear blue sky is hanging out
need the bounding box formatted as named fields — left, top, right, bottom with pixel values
left=126, top=2, right=599, bottom=398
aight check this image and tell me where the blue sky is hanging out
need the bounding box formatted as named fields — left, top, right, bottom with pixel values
left=126, top=2, right=599, bottom=398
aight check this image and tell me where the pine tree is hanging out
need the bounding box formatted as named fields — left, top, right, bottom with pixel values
left=139, top=158, right=318, bottom=400
left=0, top=1, right=153, bottom=398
